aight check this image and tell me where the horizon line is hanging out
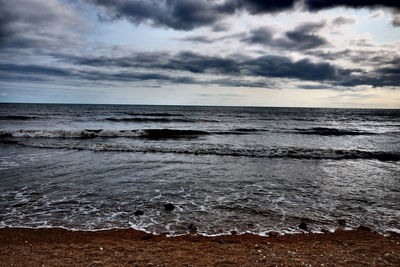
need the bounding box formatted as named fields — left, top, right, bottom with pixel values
left=0, top=101, right=399, bottom=110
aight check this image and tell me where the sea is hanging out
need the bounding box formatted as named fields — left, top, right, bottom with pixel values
left=0, top=103, right=399, bottom=236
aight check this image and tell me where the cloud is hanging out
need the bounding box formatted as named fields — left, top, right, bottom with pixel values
left=227, top=0, right=297, bottom=14
left=336, top=62, right=400, bottom=87
left=0, top=0, right=84, bottom=51
left=242, top=22, right=328, bottom=50
left=298, top=84, right=335, bottom=90
left=0, top=61, right=275, bottom=89
left=62, top=51, right=241, bottom=75
left=179, top=32, right=245, bottom=44
left=179, top=36, right=215, bottom=43
left=304, top=0, right=400, bottom=11
left=84, top=0, right=400, bottom=31
left=84, top=0, right=299, bottom=31
left=390, top=10, right=400, bottom=26
left=27, top=51, right=351, bottom=83
left=84, top=0, right=227, bottom=31
left=244, top=55, right=342, bottom=81
left=2, top=46, right=399, bottom=89
left=331, top=16, right=356, bottom=26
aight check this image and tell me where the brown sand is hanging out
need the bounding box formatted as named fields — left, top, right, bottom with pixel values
left=0, top=227, right=399, bottom=266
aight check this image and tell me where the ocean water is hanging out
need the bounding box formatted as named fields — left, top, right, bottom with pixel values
left=0, top=103, right=399, bottom=235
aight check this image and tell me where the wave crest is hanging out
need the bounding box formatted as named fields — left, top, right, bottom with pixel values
left=293, top=127, right=374, bottom=136
left=15, top=141, right=400, bottom=161
left=0, top=129, right=210, bottom=139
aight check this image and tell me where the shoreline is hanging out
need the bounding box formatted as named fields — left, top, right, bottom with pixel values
left=1, top=227, right=399, bottom=266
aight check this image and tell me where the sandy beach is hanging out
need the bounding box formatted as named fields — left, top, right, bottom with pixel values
left=0, top=227, right=399, bottom=266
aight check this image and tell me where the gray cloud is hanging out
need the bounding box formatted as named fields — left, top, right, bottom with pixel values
left=12, top=50, right=370, bottom=90
left=85, top=0, right=229, bottom=30
left=242, top=22, right=328, bottom=50
left=332, top=16, right=356, bottom=26
left=335, top=61, right=400, bottom=87
left=390, top=10, right=400, bottom=26
left=179, top=36, right=215, bottom=43
left=0, top=0, right=84, bottom=51
left=179, top=32, right=246, bottom=44
left=304, top=0, right=400, bottom=11
left=297, top=84, right=335, bottom=90
left=61, top=50, right=347, bottom=81
left=309, top=47, right=400, bottom=68
left=0, top=61, right=276, bottom=89
left=85, top=0, right=400, bottom=30
left=1, top=0, right=399, bottom=93
left=227, top=0, right=297, bottom=14
left=50, top=50, right=400, bottom=87
left=2, top=47, right=399, bottom=89
left=84, top=0, right=298, bottom=31
left=244, top=55, right=342, bottom=81
left=62, top=51, right=241, bottom=75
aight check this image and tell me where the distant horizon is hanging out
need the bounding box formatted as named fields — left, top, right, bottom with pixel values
left=1, top=101, right=399, bottom=110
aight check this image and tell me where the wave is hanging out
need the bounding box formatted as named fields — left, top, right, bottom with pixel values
left=106, top=117, right=196, bottom=123
left=232, top=128, right=261, bottom=132
left=0, top=129, right=210, bottom=139
left=106, top=117, right=219, bottom=123
left=0, top=115, right=38, bottom=120
left=213, top=128, right=267, bottom=135
left=293, top=127, right=375, bottom=136
left=139, top=129, right=210, bottom=139
left=0, top=128, right=265, bottom=139
left=15, top=141, right=400, bottom=161
left=124, top=112, right=184, bottom=117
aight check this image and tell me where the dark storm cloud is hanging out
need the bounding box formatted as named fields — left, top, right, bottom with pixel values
left=334, top=59, right=400, bottom=87
left=2, top=48, right=399, bottom=88
left=85, top=0, right=400, bottom=30
left=309, top=48, right=400, bottom=68
left=85, top=0, right=229, bottom=30
left=243, top=55, right=341, bottom=81
left=304, top=0, right=400, bottom=11
left=59, top=51, right=347, bottom=82
left=227, top=0, right=297, bottom=14
left=63, top=51, right=241, bottom=75
left=51, top=50, right=400, bottom=87
left=242, top=22, right=328, bottom=50
left=84, top=0, right=298, bottom=30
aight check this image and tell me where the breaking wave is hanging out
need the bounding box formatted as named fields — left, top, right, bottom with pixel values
left=123, top=112, right=185, bottom=117
left=0, top=129, right=211, bottom=139
left=15, top=141, right=400, bottom=161
left=105, top=117, right=199, bottom=123
left=0, top=128, right=267, bottom=139
left=293, top=127, right=375, bottom=136
left=0, top=115, right=38, bottom=120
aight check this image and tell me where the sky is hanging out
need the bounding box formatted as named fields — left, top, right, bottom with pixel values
left=0, top=0, right=399, bottom=108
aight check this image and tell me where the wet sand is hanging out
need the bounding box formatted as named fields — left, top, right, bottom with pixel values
left=0, top=227, right=399, bottom=266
